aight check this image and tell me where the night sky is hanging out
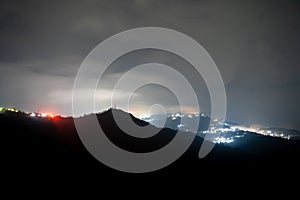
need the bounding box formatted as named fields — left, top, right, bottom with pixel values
left=0, top=0, right=299, bottom=129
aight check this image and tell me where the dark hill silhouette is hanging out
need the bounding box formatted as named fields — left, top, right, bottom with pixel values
left=1, top=108, right=300, bottom=184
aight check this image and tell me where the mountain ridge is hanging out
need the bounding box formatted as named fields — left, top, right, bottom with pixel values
left=1, top=107, right=300, bottom=181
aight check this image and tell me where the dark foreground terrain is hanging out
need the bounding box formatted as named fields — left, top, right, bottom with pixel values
left=1, top=109, right=300, bottom=188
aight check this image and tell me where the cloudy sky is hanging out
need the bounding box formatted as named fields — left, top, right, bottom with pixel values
left=0, top=0, right=299, bottom=129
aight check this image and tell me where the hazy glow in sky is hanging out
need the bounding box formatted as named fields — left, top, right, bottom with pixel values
left=0, top=0, right=299, bottom=129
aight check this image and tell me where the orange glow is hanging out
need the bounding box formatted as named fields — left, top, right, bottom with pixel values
left=37, top=112, right=57, bottom=119
left=48, top=114, right=57, bottom=119
left=45, top=113, right=56, bottom=118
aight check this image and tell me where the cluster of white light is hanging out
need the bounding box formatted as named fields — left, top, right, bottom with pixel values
left=177, top=124, right=185, bottom=128
left=203, top=126, right=237, bottom=134
left=170, top=113, right=183, bottom=118
left=213, top=136, right=234, bottom=144
left=145, top=113, right=294, bottom=141
left=29, top=112, right=55, bottom=118
left=231, top=125, right=291, bottom=140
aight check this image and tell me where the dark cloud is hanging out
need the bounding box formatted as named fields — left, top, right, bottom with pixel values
left=0, top=0, right=299, bottom=129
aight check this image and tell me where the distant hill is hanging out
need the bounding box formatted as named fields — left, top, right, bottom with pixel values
left=144, top=112, right=300, bottom=141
